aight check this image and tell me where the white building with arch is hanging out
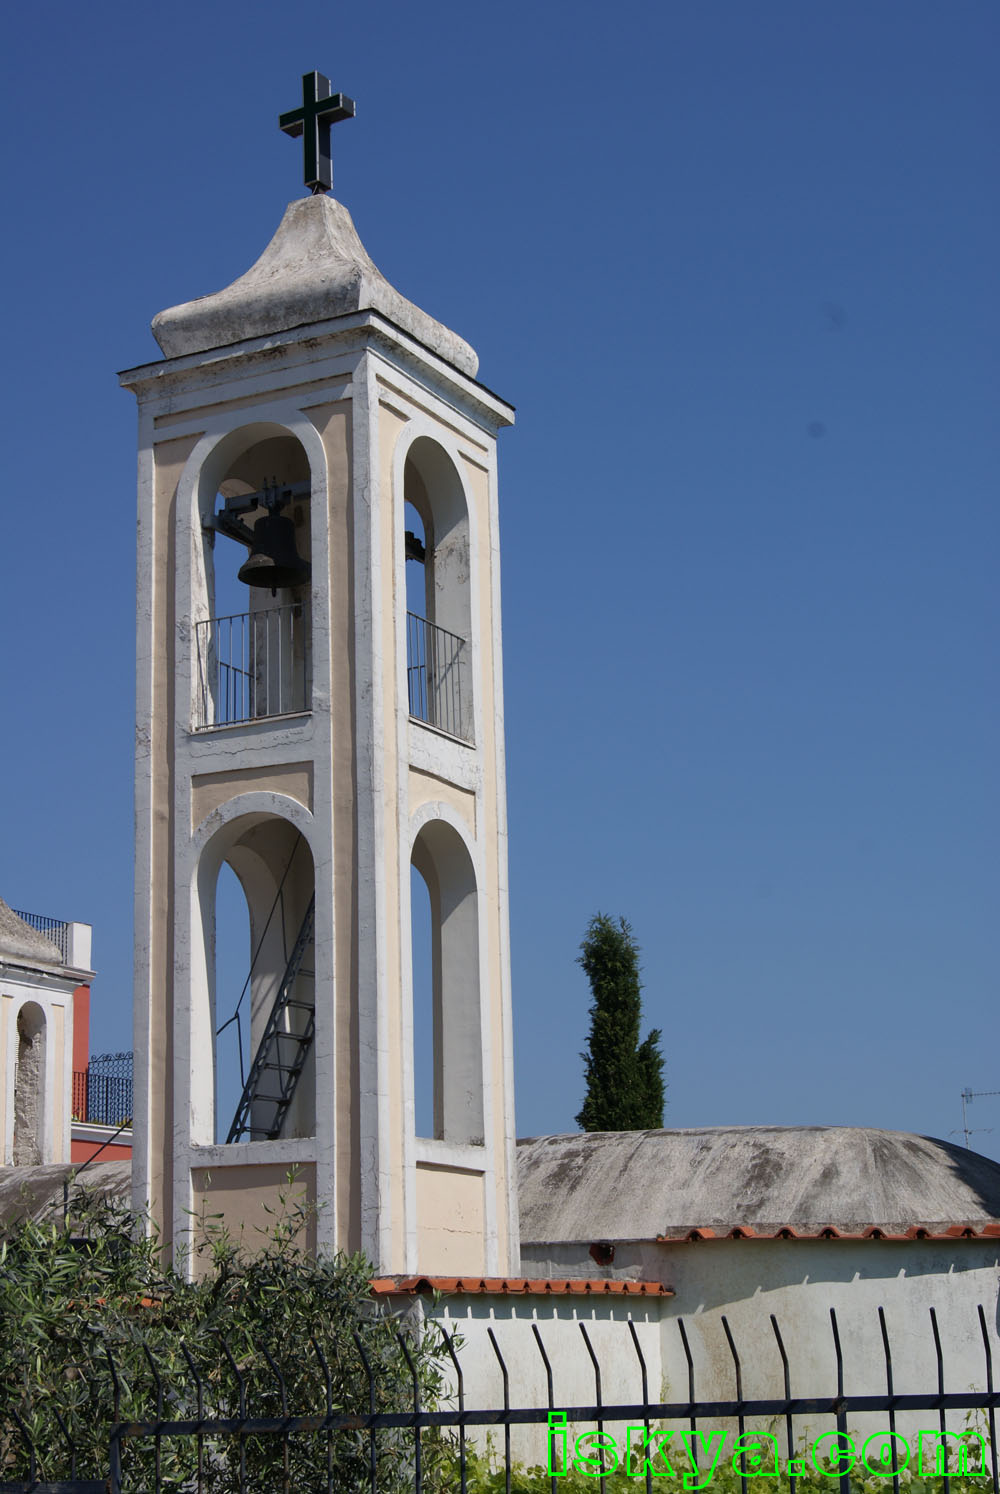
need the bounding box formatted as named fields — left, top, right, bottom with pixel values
left=0, top=899, right=94, bottom=1166
left=120, top=191, right=518, bottom=1278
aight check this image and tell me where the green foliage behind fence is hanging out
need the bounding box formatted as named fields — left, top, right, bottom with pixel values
left=0, top=1179, right=451, bottom=1491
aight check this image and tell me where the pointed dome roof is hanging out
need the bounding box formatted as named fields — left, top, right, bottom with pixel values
left=0, top=899, right=62, bottom=965
left=152, top=195, right=479, bottom=376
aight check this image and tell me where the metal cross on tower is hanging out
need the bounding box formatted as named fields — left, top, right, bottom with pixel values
left=279, top=71, right=355, bottom=194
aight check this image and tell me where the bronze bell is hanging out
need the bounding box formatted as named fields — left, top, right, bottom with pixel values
left=237, top=511, right=311, bottom=591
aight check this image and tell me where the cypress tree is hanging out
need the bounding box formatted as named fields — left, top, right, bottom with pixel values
left=575, top=913, right=665, bottom=1131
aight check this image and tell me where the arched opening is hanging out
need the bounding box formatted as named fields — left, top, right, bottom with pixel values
left=214, top=862, right=252, bottom=1142
left=200, top=818, right=316, bottom=1144
left=199, top=433, right=313, bottom=727
left=410, top=820, right=483, bottom=1144
left=404, top=500, right=428, bottom=618
left=409, top=861, right=435, bottom=1138
left=13, top=1002, right=46, bottom=1165
left=403, top=438, right=473, bottom=742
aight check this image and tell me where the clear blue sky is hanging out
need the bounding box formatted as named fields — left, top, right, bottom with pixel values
left=2, top=2, right=997, bottom=1156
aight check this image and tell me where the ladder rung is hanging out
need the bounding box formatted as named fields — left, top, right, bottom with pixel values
left=225, top=895, right=317, bottom=1144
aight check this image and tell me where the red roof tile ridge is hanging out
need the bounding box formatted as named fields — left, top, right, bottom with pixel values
left=652, top=1220, right=1000, bottom=1244
left=370, top=1275, right=672, bottom=1296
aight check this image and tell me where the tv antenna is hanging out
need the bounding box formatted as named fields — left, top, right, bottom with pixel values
left=953, top=1087, right=1000, bottom=1149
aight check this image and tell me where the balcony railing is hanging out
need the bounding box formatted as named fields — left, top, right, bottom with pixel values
left=406, top=612, right=471, bottom=742
left=11, top=908, right=70, bottom=963
left=72, top=1052, right=133, bottom=1128
left=196, top=604, right=309, bottom=728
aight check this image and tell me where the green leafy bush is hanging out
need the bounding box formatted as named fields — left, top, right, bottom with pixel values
left=0, top=1179, right=451, bottom=1490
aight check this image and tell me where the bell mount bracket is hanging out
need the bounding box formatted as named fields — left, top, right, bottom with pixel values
left=204, top=479, right=311, bottom=549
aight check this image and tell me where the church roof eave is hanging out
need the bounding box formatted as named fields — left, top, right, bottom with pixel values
left=119, top=310, right=514, bottom=431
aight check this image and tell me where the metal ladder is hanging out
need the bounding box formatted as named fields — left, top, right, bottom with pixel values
left=226, top=896, right=316, bottom=1143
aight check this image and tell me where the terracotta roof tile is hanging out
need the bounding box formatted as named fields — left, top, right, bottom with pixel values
left=656, top=1221, right=1000, bottom=1244
left=370, top=1275, right=672, bottom=1297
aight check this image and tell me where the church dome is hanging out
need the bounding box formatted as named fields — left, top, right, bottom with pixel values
left=517, top=1126, right=1000, bottom=1242
left=151, top=195, right=479, bottom=376
left=0, top=898, right=62, bottom=965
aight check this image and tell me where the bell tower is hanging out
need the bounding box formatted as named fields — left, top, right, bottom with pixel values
left=120, top=76, right=518, bottom=1275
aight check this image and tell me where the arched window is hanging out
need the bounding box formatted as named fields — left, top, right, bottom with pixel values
left=410, top=820, right=483, bottom=1144
left=13, top=1002, right=46, bottom=1166
left=409, top=862, right=435, bottom=1138
left=214, top=863, right=252, bottom=1143
left=198, top=433, right=313, bottom=727
left=403, top=438, right=473, bottom=743
left=201, top=818, right=316, bottom=1144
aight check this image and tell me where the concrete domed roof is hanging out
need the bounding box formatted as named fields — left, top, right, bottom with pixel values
left=152, top=195, right=479, bottom=376
left=0, top=898, right=62, bottom=965
left=517, top=1126, right=1000, bottom=1242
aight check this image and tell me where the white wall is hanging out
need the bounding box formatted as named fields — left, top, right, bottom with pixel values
left=417, top=1291, right=669, bottom=1471
left=409, top=1239, right=1000, bottom=1473
left=0, top=966, right=75, bottom=1165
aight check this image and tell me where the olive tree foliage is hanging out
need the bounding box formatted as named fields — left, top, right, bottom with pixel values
left=575, top=913, right=665, bottom=1131
left=0, top=1180, right=453, bottom=1491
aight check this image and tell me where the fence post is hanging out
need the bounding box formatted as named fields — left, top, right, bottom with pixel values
left=829, top=1308, right=852, bottom=1494
left=627, top=1317, right=654, bottom=1494
left=487, top=1326, right=512, bottom=1494
left=396, top=1331, right=422, bottom=1494
left=438, top=1323, right=467, bottom=1494
left=770, top=1314, right=797, bottom=1494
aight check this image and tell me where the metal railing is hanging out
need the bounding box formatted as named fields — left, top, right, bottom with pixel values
left=11, top=908, right=70, bottom=963
left=4, top=1304, right=999, bottom=1493
left=196, top=604, right=309, bottom=728
left=406, top=612, right=470, bottom=742
left=71, top=1052, right=133, bottom=1128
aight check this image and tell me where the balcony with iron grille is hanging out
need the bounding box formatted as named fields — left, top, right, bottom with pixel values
left=72, top=1051, right=134, bottom=1128
left=196, top=603, right=310, bottom=728
left=11, top=908, right=93, bottom=970
left=11, top=908, right=71, bottom=963
left=406, top=612, right=472, bottom=743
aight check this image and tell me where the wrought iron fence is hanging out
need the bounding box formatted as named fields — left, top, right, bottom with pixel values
left=406, top=611, right=470, bottom=742
left=196, top=603, right=309, bottom=727
left=3, top=1305, right=999, bottom=1494
left=71, top=1053, right=133, bottom=1127
left=10, top=908, right=70, bottom=964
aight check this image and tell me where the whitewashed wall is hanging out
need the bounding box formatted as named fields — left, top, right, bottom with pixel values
left=403, top=1241, right=1000, bottom=1473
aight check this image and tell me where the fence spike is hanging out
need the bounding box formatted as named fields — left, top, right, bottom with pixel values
left=52, top=1405, right=78, bottom=1477
left=721, top=1317, right=748, bottom=1494
left=770, top=1315, right=797, bottom=1494
left=532, top=1324, right=558, bottom=1494
left=396, top=1331, right=422, bottom=1494
left=829, top=1309, right=851, bottom=1494
left=627, top=1318, right=654, bottom=1494
left=877, top=1306, right=902, bottom=1494
left=677, top=1316, right=698, bottom=1451
left=930, top=1306, right=952, bottom=1494
left=141, top=1341, right=165, bottom=1492
left=579, top=1323, right=610, bottom=1493
left=977, top=1304, right=1000, bottom=1494
left=180, top=1341, right=206, bottom=1494
left=438, top=1323, right=467, bottom=1494
left=353, top=1331, right=378, bottom=1494
left=310, top=1337, right=334, bottom=1494
left=487, top=1326, right=512, bottom=1494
